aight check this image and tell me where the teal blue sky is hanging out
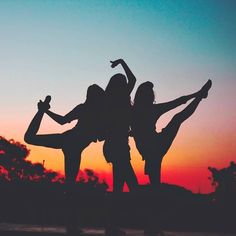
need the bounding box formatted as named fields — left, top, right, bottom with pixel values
left=0, top=0, right=235, bottom=156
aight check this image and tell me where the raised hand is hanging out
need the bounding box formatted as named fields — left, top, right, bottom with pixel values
left=110, top=59, right=124, bottom=68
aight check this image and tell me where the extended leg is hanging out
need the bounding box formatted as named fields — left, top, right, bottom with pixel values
left=24, top=96, right=63, bottom=148
left=171, top=79, right=212, bottom=127
left=173, top=96, right=202, bottom=124
left=24, top=109, right=44, bottom=143
left=147, top=96, right=205, bottom=190
left=24, top=109, right=63, bottom=148
left=160, top=96, right=203, bottom=159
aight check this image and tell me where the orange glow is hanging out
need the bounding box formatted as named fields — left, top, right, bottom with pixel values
left=4, top=109, right=235, bottom=194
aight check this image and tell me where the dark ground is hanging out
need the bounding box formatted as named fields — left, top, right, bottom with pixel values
left=0, top=183, right=235, bottom=235
left=0, top=223, right=235, bottom=236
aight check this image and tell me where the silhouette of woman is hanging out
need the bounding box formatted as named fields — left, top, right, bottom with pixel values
left=104, top=59, right=138, bottom=193
left=103, top=59, right=138, bottom=236
left=131, top=79, right=212, bottom=235
left=24, top=84, right=105, bottom=235
left=132, top=80, right=212, bottom=188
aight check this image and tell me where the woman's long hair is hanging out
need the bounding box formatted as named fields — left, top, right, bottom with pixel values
left=85, top=84, right=106, bottom=140
left=133, top=81, right=155, bottom=107
left=86, top=84, right=105, bottom=107
left=105, top=73, right=131, bottom=108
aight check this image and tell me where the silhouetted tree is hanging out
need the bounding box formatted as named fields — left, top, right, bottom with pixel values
left=0, top=136, right=62, bottom=183
left=78, top=168, right=108, bottom=191
left=208, top=161, right=236, bottom=200
left=0, top=136, right=108, bottom=190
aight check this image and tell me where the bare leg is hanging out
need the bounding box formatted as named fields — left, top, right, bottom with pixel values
left=145, top=80, right=212, bottom=236
left=146, top=96, right=206, bottom=235
left=24, top=110, right=44, bottom=143
left=185, top=79, right=212, bottom=100
left=124, top=161, right=139, bottom=192
left=164, top=79, right=212, bottom=139
left=146, top=79, right=213, bottom=186
left=145, top=163, right=163, bottom=236
left=24, top=110, right=63, bottom=148
left=113, top=160, right=138, bottom=192
left=172, top=96, right=202, bottom=124
left=113, top=162, right=126, bottom=193
left=148, top=164, right=161, bottom=191
left=105, top=162, right=128, bottom=235
left=146, top=95, right=206, bottom=190
left=62, top=147, right=83, bottom=234
left=63, top=147, right=82, bottom=185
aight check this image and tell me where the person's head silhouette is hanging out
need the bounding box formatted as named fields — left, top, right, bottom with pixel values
left=86, top=84, right=105, bottom=106
left=134, top=81, right=155, bottom=106
left=106, top=73, right=127, bottom=95
left=105, top=73, right=131, bottom=108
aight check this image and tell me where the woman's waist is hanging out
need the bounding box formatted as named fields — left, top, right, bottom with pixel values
left=132, top=129, right=157, bottom=138
left=64, top=128, right=98, bottom=141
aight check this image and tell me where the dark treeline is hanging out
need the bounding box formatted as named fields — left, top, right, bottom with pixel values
left=0, top=136, right=107, bottom=187
left=0, top=136, right=235, bottom=233
left=0, top=136, right=62, bottom=183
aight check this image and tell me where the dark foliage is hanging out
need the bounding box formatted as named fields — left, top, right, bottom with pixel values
left=0, top=136, right=62, bottom=183
left=0, top=136, right=108, bottom=191
left=208, top=161, right=236, bottom=197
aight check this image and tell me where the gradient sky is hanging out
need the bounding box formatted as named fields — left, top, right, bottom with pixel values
left=0, top=0, right=235, bottom=193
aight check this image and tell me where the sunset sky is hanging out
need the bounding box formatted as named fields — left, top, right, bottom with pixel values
left=0, top=0, right=235, bottom=193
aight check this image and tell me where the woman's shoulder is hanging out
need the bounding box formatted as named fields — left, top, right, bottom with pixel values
left=74, top=103, right=85, bottom=109
left=71, top=103, right=86, bottom=115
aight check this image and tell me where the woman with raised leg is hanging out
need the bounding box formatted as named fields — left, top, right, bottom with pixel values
left=24, top=85, right=105, bottom=235
left=132, top=80, right=212, bottom=236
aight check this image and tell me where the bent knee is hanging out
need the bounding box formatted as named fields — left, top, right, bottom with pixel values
left=24, top=132, right=34, bottom=144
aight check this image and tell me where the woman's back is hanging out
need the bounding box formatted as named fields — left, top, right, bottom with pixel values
left=105, top=74, right=132, bottom=140
left=131, top=105, right=157, bottom=138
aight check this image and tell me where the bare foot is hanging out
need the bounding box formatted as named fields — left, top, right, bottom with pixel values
left=199, top=79, right=212, bottom=98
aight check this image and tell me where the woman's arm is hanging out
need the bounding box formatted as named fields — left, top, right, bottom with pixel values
left=45, top=104, right=82, bottom=125
left=45, top=110, right=68, bottom=125
left=110, top=59, right=136, bottom=94
left=155, top=93, right=198, bottom=115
